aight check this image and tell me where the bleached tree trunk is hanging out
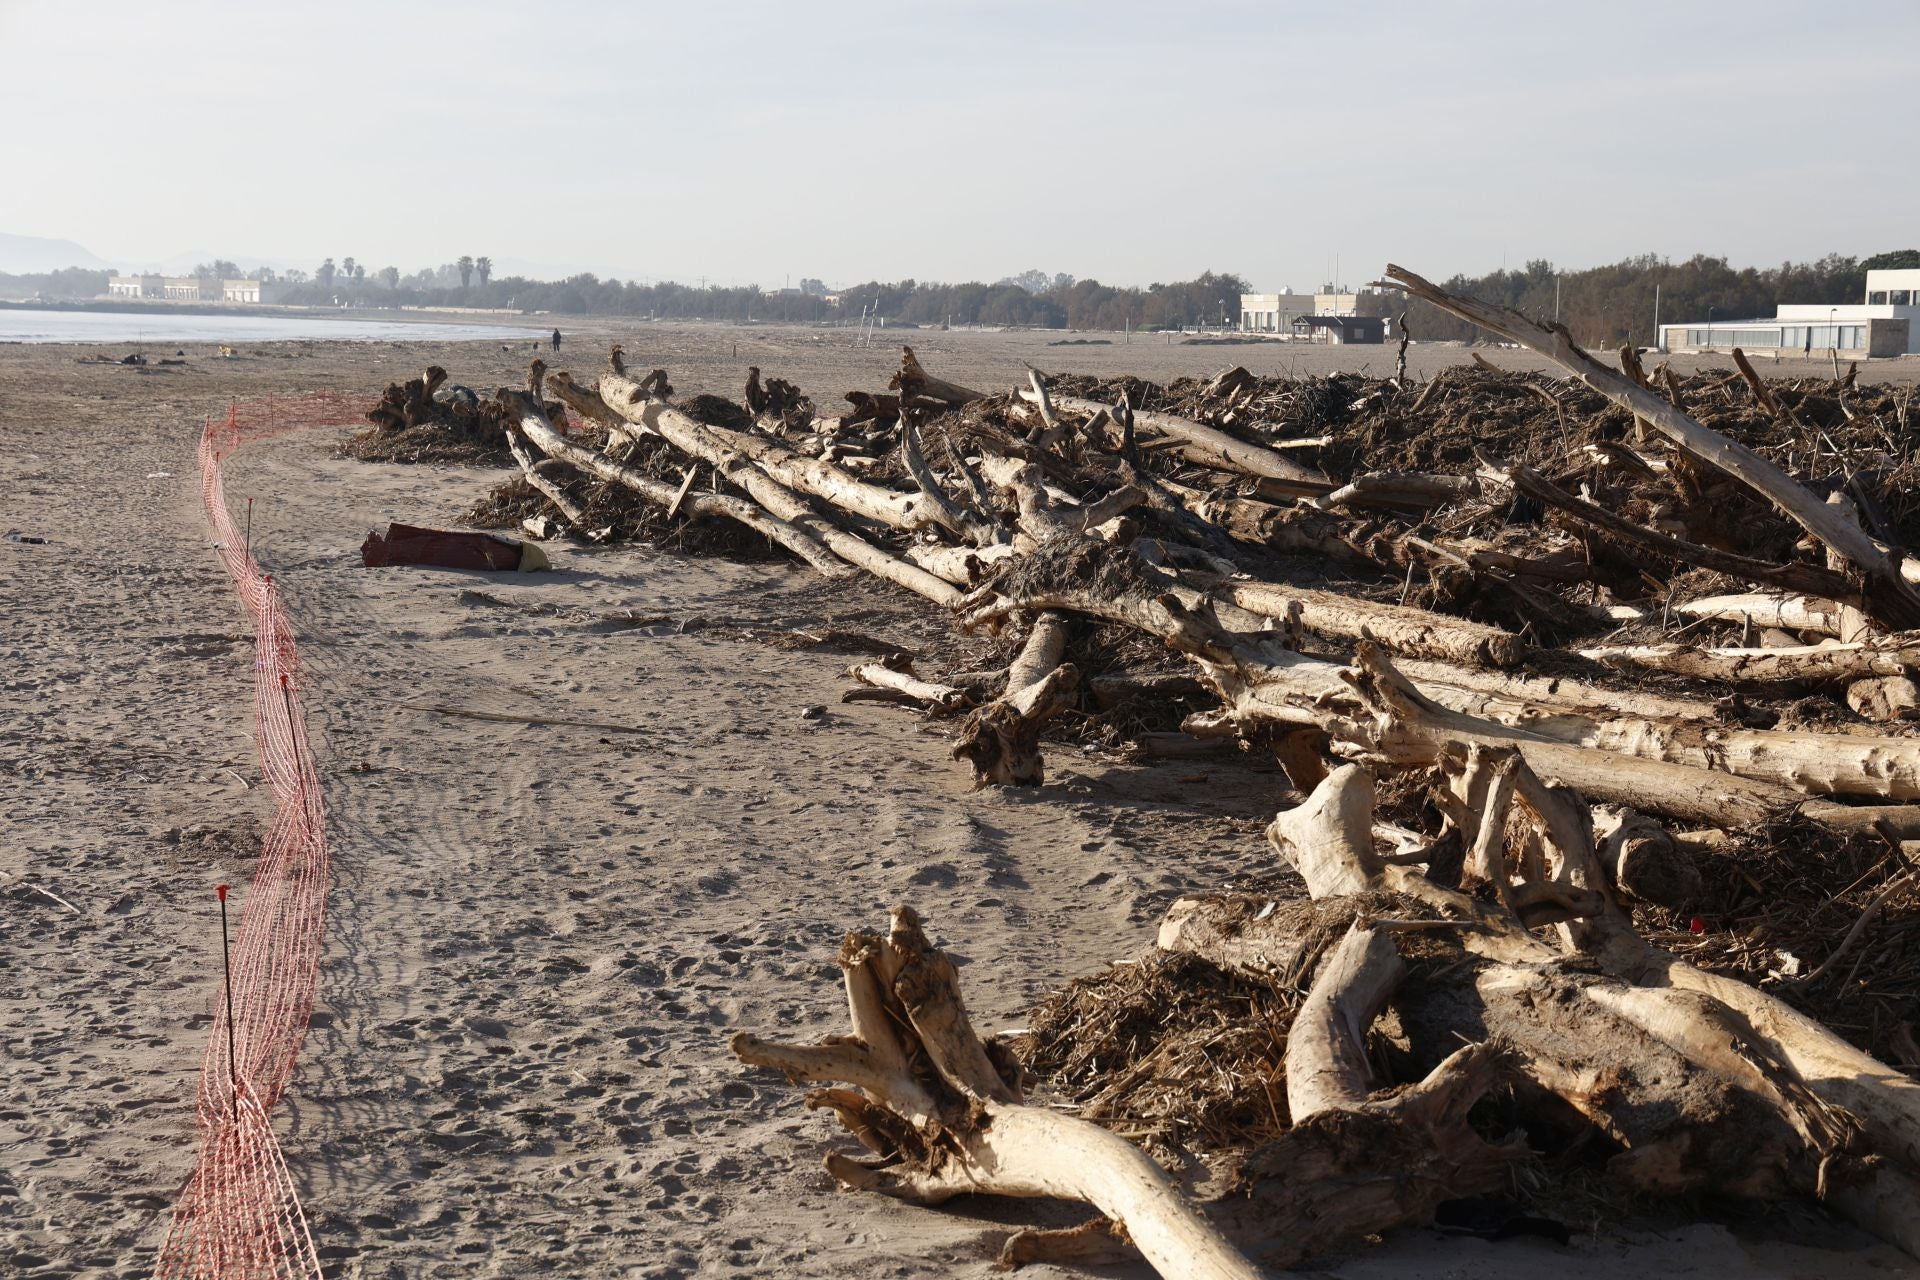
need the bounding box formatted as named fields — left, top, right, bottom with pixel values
left=958, top=542, right=1920, bottom=822
left=1578, top=640, right=1920, bottom=685
left=1023, top=390, right=1330, bottom=490
left=542, top=370, right=628, bottom=429
left=599, top=371, right=937, bottom=533
left=905, top=540, right=1017, bottom=586
left=587, top=375, right=960, bottom=604
left=1674, top=592, right=1850, bottom=636
left=1224, top=579, right=1525, bottom=667
left=506, top=428, right=594, bottom=532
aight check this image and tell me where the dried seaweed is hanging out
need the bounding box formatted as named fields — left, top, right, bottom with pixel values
left=1018, top=948, right=1298, bottom=1153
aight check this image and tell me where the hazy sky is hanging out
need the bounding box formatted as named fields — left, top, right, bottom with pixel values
left=4, top=0, right=1915, bottom=290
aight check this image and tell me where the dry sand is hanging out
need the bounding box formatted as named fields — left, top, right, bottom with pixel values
left=5, top=324, right=1920, bottom=1279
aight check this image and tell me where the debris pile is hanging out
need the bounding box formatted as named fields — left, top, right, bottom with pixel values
left=345, top=266, right=1920, bottom=1275
left=346, top=362, right=575, bottom=465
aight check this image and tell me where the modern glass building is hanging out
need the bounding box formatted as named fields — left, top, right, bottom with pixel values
left=1659, top=270, right=1919, bottom=356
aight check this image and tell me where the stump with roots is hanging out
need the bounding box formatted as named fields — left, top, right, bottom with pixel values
left=734, top=758, right=1920, bottom=1277
left=730, top=906, right=1262, bottom=1279
left=733, top=906, right=1527, bottom=1278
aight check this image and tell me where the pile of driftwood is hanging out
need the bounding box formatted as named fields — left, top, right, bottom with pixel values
left=355, top=266, right=1920, bottom=1275
left=347, top=363, right=557, bottom=465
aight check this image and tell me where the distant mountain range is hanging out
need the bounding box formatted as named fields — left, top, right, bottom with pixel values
left=0, top=232, right=112, bottom=273
left=0, top=232, right=298, bottom=277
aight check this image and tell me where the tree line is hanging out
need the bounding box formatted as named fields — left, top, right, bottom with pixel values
left=0, top=258, right=1254, bottom=330
left=5, top=252, right=1916, bottom=342
left=242, top=265, right=1258, bottom=330
left=1388, top=250, right=1920, bottom=349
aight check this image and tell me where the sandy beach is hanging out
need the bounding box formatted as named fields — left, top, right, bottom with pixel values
left=6, top=325, right=1920, bottom=1279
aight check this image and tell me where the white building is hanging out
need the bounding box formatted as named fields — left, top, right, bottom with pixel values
left=1243, top=285, right=1393, bottom=335
left=222, top=278, right=279, bottom=304
left=1239, top=289, right=1313, bottom=333
left=108, top=274, right=164, bottom=299
left=1659, top=268, right=1919, bottom=357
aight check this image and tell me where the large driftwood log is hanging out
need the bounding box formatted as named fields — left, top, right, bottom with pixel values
left=890, top=345, right=985, bottom=407
left=1675, top=592, right=1850, bottom=636
left=1022, top=390, right=1330, bottom=490
left=1414, top=670, right=1920, bottom=802
left=1224, top=578, right=1525, bottom=668
left=506, top=428, right=593, bottom=532
left=584, top=372, right=959, bottom=605
left=730, top=907, right=1262, bottom=1280
left=904, top=540, right=1018, bottom=586
left=1578, top=639, right=1920, bottom=685
left=1395, top=656, right=1717, bottom=724
left=1334, top=642, right=1886, bottom=826
left=1388, top=264, right=1920, bottom=630
left=959, top=539, right=1920, bottom=819
left=599, top=368, right=937, bottom=534
left=542, top=370, right=626, bottom=429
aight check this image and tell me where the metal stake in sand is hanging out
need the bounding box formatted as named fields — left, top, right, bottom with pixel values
left=216, top=883, right=239, bottom=1116
left=243, top=498, right=254, bottom=560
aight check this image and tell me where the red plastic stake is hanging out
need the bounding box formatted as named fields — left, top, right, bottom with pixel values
left=216, top=884, right=239, bottom=1114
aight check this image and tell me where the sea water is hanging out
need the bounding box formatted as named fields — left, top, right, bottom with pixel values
left=0, top=307, right=539, bottom=345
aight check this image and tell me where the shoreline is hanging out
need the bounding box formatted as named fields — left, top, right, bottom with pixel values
left=0, top=297, right=557, bottom=326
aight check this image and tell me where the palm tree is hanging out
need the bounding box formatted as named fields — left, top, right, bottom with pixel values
left=475, top=256, right=492, bottom=287
left=379, top=265, right=399, bottom=289
left=317, top=258, right=336, bottom=289
left=457, top=255, right=475, bottom=289
left=342, top=257, right=356, bottom=280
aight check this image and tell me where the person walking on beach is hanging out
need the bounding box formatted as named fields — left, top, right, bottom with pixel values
left=551, top=328, right=562, bottom=352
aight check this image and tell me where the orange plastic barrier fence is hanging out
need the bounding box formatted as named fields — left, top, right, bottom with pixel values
left=157, top=395, right=366, bottom=1280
